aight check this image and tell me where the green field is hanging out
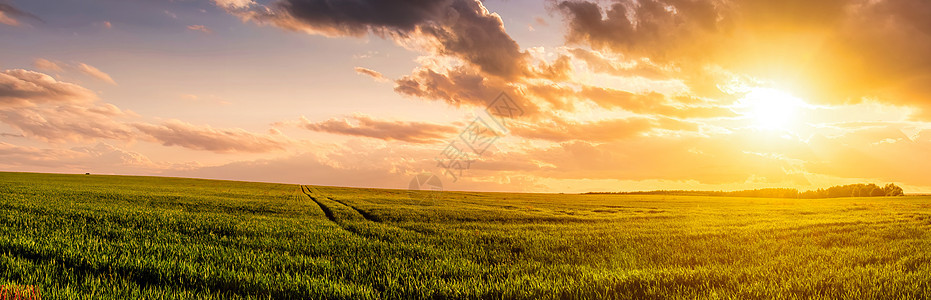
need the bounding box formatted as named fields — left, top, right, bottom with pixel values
left=0, top=172, right=929, bottom=299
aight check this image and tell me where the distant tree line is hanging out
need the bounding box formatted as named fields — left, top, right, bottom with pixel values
left=587, top=183, right=905, bottom=199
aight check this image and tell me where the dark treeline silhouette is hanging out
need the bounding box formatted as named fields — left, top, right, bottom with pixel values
left=587, top=183, right=905, bottom=199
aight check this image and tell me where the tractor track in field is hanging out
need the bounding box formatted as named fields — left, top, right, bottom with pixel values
left=300, top=185, right=381, bottom=223
left=300, top=185, right=338, bottom=223
left=300, top=185, right=418, bottom=240
left=300, top=185, right=374, bottom=239
left=327, top=197, right=382, bottom=223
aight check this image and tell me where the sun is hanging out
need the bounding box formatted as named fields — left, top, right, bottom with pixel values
left=737, top=88, right=806, bottom=130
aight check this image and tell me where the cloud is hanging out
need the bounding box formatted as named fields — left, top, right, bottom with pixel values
left=391, top=56, right=725, bottom=120
left=554, top=0, right=931, bottom=119
left=354, top=67, right=386, bottom=82
left=501, top=132, right=804, bottom=185
left=0, top=103, right=135, bottom=143
left=580, top=86, right=734, bottom=119
left=0, top=69, right=97, bottom=107
left=33, top=58, right=64, bottom=73
left=0, top=11, right=15, bottom=26
left=179, top=94, right=231, bottom=105
left=217, top=0, right=529, bottom=80
left=568, top=48, right=667, bottom=80
left=217, top=0, right=595, bottom=117
left=0, top=142, right=172, bottom=175
left=1, top=68, right=290, bottom=153
left=213, top=0, right=255, bottom=10
left=172, top=140, right=544, bottom=192
left=31, top=59, right=118, bottom=85
left=287, top=115, right=458, bottom=144
left=509, top=117, right=696, bottom=143
left=805, top=127, right=931, bottom=186
left=395, top=66, right=512, bottom=107
left=0, top=3, right=41, bottom=26
left=0, top=142, right=85, bottom=167
left=555, top=0, right=723, bottom=63
left=134, top=120, right=289, bottom=153
left=0, top=68, right=136, bottom=142
left=69, top=143, right=156, bottom=168
left=187, top=25, right=213, bottom=34
left=76, top=63, right=117, bottom=85
left=176, top=150, right=411, bottom=188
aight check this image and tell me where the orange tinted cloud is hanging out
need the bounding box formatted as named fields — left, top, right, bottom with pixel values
left=0, top=69, right=97, bottom=107
left=395, top=67, right=517, bottom=107
left=556, top=0, right=931, bottom=118
left=2, top=68, right=288, bottom=153
left=580, top=86, right=735, bottom=119
left=0, top=68, right=132, bottom=142
left=134, top=120, right=289, bottom=153
left=76, top=63, right=117, bottom=85
left=0, top=104, right=135, bottom=143
left=290, top=115, right=458, bottom=144
left=568, top=48, right=667, bottom=80
left=503, top=134, right=802, bottom=185
left=33, top=58, right=64, bottom=73
left=509, top=117, right=696, bottom=143
left=0, top=142, right=169, bottom=175
left=354, top=67, right=387, bottom=82
left=31, top=59, right=118, bottom=85
left=806, top=127, right=931, bottom=186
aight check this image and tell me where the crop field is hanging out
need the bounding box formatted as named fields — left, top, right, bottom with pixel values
left=0, top=171, right=929, bottom=299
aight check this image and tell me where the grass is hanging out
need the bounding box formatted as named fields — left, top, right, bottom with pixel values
left=0, top=171, right=929, bottom=299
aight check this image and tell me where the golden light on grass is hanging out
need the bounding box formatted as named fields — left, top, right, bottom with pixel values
left=737, top=87, right=807, bottom=131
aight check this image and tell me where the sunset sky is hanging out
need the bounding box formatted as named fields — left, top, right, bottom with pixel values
left=2, top=0, right=930, bottom=193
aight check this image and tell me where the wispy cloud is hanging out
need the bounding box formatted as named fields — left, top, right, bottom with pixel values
left=33, top=59, right=117, bottom=85
left=76, top=63, right=117, bottom=85
left=354, top=67, right=387, bottom=82
left=33, top=58, right=64, bottom=73
left=0, top=3, right=41, bottom=26
left=187, top=25, right=212, bottom=34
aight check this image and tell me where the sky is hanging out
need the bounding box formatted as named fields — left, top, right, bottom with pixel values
left=1, top=0, right=930, bottom=193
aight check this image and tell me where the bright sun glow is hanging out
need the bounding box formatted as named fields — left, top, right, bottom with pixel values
left=738, top=88, right=806, bottom=130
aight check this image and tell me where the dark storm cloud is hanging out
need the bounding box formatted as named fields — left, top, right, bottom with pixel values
left=279, top=0, right=452, bottom=35
left=223, top=0, right=528, bottom=79
left=555, top=0, right=723, bottom=62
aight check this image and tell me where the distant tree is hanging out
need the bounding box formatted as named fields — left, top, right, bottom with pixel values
left=883, top=183, right=904, bottom=196
left=594, top=182, right=904, bottom=199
